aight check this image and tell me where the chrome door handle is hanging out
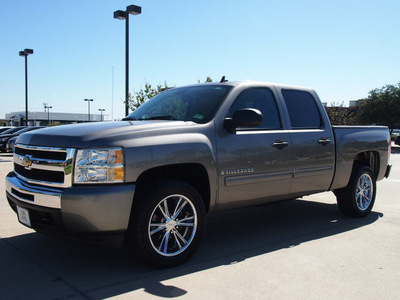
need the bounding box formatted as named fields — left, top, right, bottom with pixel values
left=318, top=138, right=331, bottom=146
left=272, top=139, right=289, bottom=149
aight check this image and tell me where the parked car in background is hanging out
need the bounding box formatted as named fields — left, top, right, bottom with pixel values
left=392, top=129, right=400, bottom=136
left=0, top=127, right=15, bottom=134
left=0, top=127, right=26, bottom=137
left=6, top=136, right=17, bottom=153
left=0, top=126, right=44, bottom=152
left=395, top=135, right=400, bottom=146
left=392, top=129, right=400, bottom=141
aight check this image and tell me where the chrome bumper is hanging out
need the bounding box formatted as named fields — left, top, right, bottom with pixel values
left=6, top=171, right=136, bottom=233
left=6, top=172, right=62, bottom=209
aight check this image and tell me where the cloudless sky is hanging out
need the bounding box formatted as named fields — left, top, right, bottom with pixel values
left=1, top=0, right=399, bottom=121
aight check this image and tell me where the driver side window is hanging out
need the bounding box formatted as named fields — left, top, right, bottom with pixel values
left=230, top=88, right=281, bottom=130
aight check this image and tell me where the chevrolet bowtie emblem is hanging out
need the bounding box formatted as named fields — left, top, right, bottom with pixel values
left=22, top=155, right=33, bottom=169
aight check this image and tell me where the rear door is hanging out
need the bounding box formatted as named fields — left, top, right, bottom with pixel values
left=279, top=88, right=335, bottom=195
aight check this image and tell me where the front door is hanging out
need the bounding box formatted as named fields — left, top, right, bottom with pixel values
left=216, top=87, right=293, bottom=209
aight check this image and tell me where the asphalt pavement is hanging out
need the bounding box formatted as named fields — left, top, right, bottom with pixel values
left=0, top=145, right=399, bottom=299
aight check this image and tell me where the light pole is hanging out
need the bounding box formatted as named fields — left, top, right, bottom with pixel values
left=98, top=108, right=105, bottom=122
left=44, top=105, right=52, bottom=126
left=84, top=99, right=93, bottom=122
left=19, top=48, right=34, bottom=126
left=114, top=4, right=142, bottom=117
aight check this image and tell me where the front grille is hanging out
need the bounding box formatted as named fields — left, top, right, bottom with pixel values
left=13, top=144, right=75, bottom=188
left=15, top=163, right=64, bottom=183
left=15, top=147, right=66, bottom=160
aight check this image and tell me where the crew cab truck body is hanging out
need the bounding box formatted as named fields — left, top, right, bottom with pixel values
left=5, top=81, right=391, bottom=267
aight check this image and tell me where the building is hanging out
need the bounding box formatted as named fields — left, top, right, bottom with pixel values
left=5, top=111, right=103, bottom=126
left=349, top=100, right=363, bottom=107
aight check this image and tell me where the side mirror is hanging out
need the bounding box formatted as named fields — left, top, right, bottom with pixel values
left=224, top=108, right=263, bottom=132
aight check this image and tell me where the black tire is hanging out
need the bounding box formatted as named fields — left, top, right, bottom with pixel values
left=334, top=165, right=376, bottom=218
left=125, top=180, right=206, bottom=268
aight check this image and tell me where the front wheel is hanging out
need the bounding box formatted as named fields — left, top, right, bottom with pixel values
left=125, top=180, right=206, bottom=267
left=334, top=165, right=376, bottom=218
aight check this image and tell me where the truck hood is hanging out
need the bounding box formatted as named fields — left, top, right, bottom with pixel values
left=16, top=121, right=196, bottom=148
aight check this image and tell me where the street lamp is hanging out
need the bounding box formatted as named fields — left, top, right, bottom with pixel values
left=114, top=4, right=142, bottom=117
left=98, top=108, right=105, bottom=122
left=44, top=105, right=52, bottom=126
left=19, top=48, right=34, bottom=126
left=84, top=99, right=93, bottom=122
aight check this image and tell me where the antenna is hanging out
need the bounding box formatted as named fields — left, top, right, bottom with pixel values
left=112, top=66, right=114, bottom=121
left=220, top=76, right=228, bottom=83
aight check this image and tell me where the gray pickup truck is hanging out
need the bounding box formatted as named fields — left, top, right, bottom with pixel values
left=6, top=80, right=391, bottom=267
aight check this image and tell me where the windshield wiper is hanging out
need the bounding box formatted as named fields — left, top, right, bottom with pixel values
left=122, top=116, right=137, bottom=121
left=138, top=115, right=177, bottom=121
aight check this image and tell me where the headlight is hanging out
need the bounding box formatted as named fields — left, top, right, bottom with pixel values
left=74, top=148, right=124, bottom=184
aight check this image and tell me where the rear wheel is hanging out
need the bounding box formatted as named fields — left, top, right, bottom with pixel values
left=126, top=180, right=206, bottom=267
left=334, top=165, right=376, bottom=217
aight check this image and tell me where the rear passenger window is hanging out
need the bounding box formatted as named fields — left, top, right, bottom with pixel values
left=230, top=88, right=281, bottom=130
left=282, top=90, right=322, bottom=129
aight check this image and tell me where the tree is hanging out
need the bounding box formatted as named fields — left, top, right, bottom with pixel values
left=198, top=76, right=213, bottom=83
left=130, top=77, right=213, bottom=111
left=356, top=83, right=400, bottom=130
left=48, top=121, right=62, bottom=127
left=325, top=103, right=358, bottom=125
left=128, top=81, right=170, bottom=111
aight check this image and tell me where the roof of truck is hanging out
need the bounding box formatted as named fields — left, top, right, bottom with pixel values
left=182, top=80, right=315, bottom=92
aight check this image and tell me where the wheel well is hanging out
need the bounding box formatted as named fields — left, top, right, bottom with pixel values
left=135, top=164, right=211, bottom=212
left=353, top=151, right=380, bottom=176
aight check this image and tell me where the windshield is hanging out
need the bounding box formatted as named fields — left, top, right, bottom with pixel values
left=125, top=85, right=232, bottom=124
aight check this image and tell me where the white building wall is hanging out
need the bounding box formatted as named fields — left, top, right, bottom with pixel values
left=5, top=111, right=103, bottom=126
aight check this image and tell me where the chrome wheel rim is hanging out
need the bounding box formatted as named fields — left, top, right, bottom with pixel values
left=355, top=173, right=373, bottom=211
left=148, top=194, right=197, bottom=257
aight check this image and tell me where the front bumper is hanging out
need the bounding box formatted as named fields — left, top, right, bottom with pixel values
left=6, top=171, right=135, bottom=234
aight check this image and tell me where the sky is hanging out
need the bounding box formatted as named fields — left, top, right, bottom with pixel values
left=1, top=0, right=399, bottom=121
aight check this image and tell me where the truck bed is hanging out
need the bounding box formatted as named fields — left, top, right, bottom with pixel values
left=330, top=125, right=391, bottom=190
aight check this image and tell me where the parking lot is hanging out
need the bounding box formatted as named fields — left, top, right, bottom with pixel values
left=1, top=146, right=399, bottom=300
